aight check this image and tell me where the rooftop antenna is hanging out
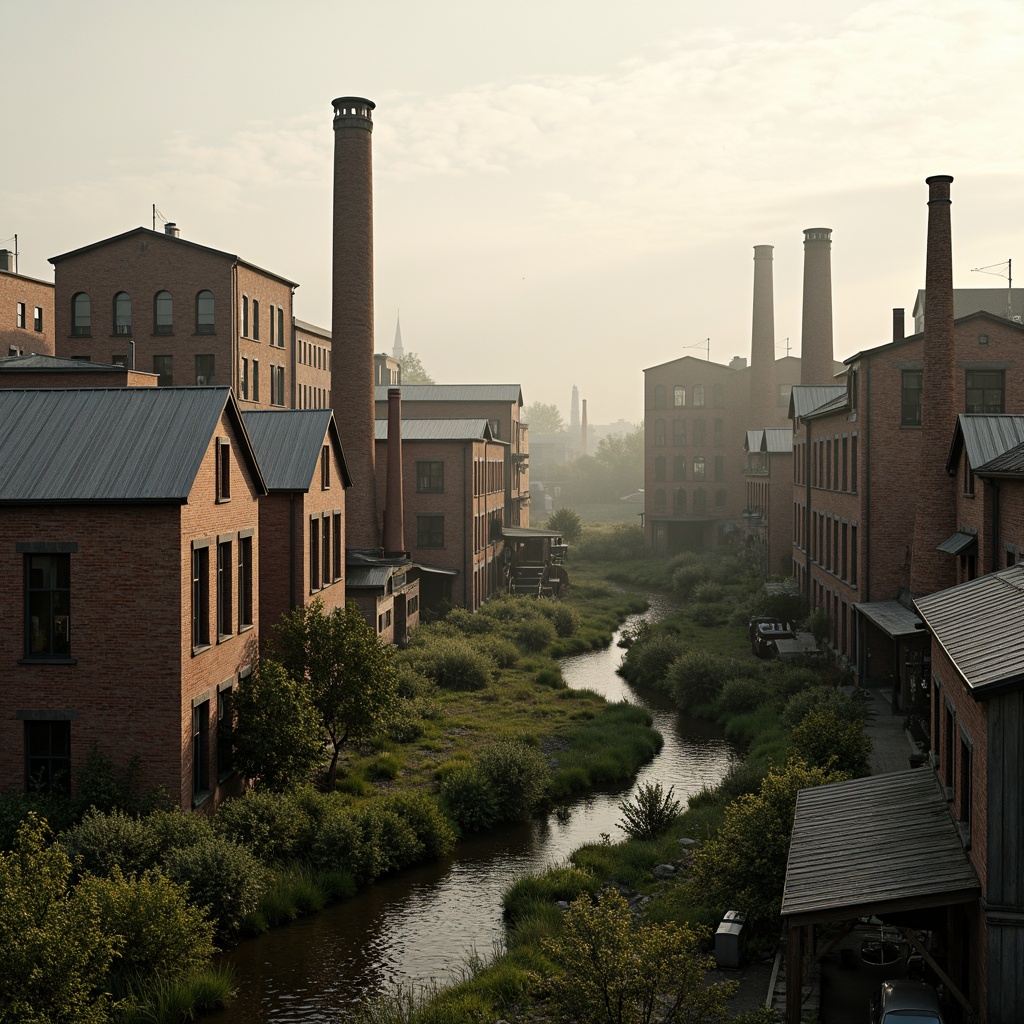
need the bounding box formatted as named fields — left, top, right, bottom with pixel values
left=152, top=205, right=168, bottom=231
left=971, top=259, right=1013, bottom=319
left=777, top=336, right=791, bottom=356
left=682, top=338, right=711, bottom=360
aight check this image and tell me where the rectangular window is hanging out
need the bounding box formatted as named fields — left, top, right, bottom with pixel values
left=153, top=354, right=173, bottom=387
left=959, top=733, right=972, bottom=834
left=322, top=516, right=331, bottom=588
left=217, top=439, right=231, bottom=502
left=193, top=701, right=210, bottom=800
left=672, top=420, right=685, bottom=446
left=692, top=456, right=706, bottom=480
left=242, top=296, right=249, bottom=337
left=278, top=307, right=285, bottom=348
left=842, top=436, right=848, bottom=491
left=321, top=445, right=331, bottom=489
left=238, top=535, right=253, bottom=629
left=270, top=365, right=285, bottom=406
left=310, top=517, right=321, bottom=591
left=269, top=305, right=275, bottom=345
left=416, top=460, right=444, bottom=492
left=192, top=545, right=210, bottom=649
left=25, top=553, right=71, bottom=659
left=252, top=359, right=260, bottom=402
left=850, top=525, right=858, bottom=585
left=240, top=357, right=249, bottom=400
left=966, top=369, right=1004, bottom=413
left=901, top=370, right=922, bottom=425
left=217, top=688, right=234, bottom=779
left=195, top=353, right=215, bottom=386
left=333, top=513, right=343, bottom=581
left=16, top=302, right=26, bottom=328
left=252, top=299, right=260, bottom=341
left=34, top=306, right=43, bottom=332
left=25, top=720, right=71, bottom=795
left=217, top=541, right=233, bottom=638
left=944, top=703, right=954, bottom=790
left=417, top=514, right=445, bottom=548
left=851, top=435, right=858, bottom=491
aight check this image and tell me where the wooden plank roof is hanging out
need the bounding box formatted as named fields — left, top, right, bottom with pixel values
left=783, top=768, right=979, bottom=925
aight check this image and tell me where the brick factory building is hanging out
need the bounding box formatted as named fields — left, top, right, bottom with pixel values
left=0, top=352, right=157, bottom=388
left=1, top=250, right=54, bottom=357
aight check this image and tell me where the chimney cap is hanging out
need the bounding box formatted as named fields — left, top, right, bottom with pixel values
left=753, top=245, right=774, bottom=257
left=332, top=96, right=375, bottom=128
left=925, top=174, right=954, bottom=185
left=803, top=228, right=832, bottom=240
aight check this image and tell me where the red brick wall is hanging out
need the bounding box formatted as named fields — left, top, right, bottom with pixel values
left=0, top=271, right=55, bottom=356
left=236, top=264, right=293, bottom=410
left=0, top=369, right=157, bottom=389
left=294, top=322, right=333, bottom=410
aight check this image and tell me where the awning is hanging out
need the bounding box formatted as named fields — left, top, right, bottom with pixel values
left=855, top=600, right=923, bottom=639
left=502, top=526, right=563, bottom=540
left=783, top=768, right=979, bottom=926
left=938, top=531, right=978, bottom=556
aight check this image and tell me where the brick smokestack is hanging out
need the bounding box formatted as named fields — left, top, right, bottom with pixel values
left=799, top=228, right=835, bottom=385
left=383, top=387, right=406, bottom=556
left=749, top=245, right=777, bottom=426
left=892, top=308, right=905, bottom=343
left=910, top=175, right=958, bottom=595
left=581, top=399, right=588, bottom=455
left=331, top=96, right=380, bottom=551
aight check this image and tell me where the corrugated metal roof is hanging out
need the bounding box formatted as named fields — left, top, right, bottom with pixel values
left=293, top=318, right=331, bottom=338
left=243, top=410, right=335, bottom=491
left=503, top=526, right=564, bottom=539
left=937, top=531, right=977, bottom=556
left=374, top=418, right=495, bottom=441
left=789, top=385, right=847, bottom=419
left=912, top=287, right=1024, bottom=321
left=346, top=566, right=393, bottom=589
left=977, top=439, right=1024, bottom=477
left=915, top=564, right=1024, bottom=694
left=764, top=428, right=793, bottom=454
left=856, top=600, right=922, bottom=639
left=0, top=387, right=240, bottom=502
left=955, top=414, right=1024, bottom=471
left=374, top=384, right=522, bottom=404
left=782, top=768, right=979, bottom=923
left=745, top=429, right=764, bottom=452
left=0, top=354, right=140, bottom=373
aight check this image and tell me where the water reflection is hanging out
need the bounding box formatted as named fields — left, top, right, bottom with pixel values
left=211, top=595, right=736, bottom=1023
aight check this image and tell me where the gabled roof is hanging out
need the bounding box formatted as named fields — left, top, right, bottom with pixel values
left=294, top=318, right=331, bottom=338
left=788, top=385, right=847, bottom=420
left=0, top=387, right=265, bottom=503
left=912, top=287, right=1024, bottom=322
left=374, top=418, right=500, bottom=442
left=48, top=227, right=299, bottom=288
left=745, top=429, right=763, bottom=452
left=243, top=409, right=351, bottom=491
left=976, top=439, right=1024, bottom=477
left=764, top=428, right=793, bottom=453
left=374, top=384, right=522, bottom=405
left=642, top=354, right=737, bottom=374
left=915, top=564, right=1024, bottom=696
left=0, top=353, right=155, bottom=376
left=946, top=414, right=1024, bottom=474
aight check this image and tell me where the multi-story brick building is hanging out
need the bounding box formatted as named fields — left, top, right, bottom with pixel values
left=243, top=409, right=350, bottom=647
left=0, top=386, right=266, bottom=811
left=1, top=250, right=54, bottom=356
left=49, top=224, right=300, bottom=410
left=294, top=318, right=333, bottom=409
left=743, top=427, right=793, bottom=577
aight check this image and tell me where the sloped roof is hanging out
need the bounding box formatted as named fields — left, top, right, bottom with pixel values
left=764, top=428, right=793, bottom=454
left=912, top=287, right=1024, bottom=322
left=783, top=768, right=979, bottom=924
left=0, top=387, right=263, bottom=502
left=856, top=600, right=921, bottom=639
left=293, top=318, right=331, bottom=338
left=745, top=429, right=764, bottom=452
left=789, top=385, right=847, bottom=420
left=48, top=226, right=299, bottom=287
left=243, top=409, right=350, bottom=491
left=374, top=384, right=522, bottom=405
left=374, top=418, right=498, bottom=442
left=947, top=414, right=1024, bottom=474
left=0, top=353, right=148, bottom=374
left=915, top=564, right=1024, bottom=696
left=0, top=267, right=54, bottom=288
left=976, top=439, right=1024, bottom=477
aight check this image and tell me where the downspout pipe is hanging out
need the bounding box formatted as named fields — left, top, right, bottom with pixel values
left=865, top=359, right=872, bottom=602
left=804, top=420, right=812, bottom=605
left=289, top=492, right=296, bottom=610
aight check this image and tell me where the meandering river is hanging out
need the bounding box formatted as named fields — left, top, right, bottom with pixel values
left=210, top=592, right=737, bottom=1023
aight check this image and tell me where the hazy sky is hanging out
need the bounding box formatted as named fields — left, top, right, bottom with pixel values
left=4, top=0, right=1022, bottom=424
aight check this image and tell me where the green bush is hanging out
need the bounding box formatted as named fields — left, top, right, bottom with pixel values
left=503, top=865, right=599, bottom=921
left=692, top=581, right=724, bottom=604
left=386, top=706, right=426, bottom=744
left=671, top=562, right=710, bottom=599
left=535, top=668, right=564, bottom=688
left=309, top=802, right=363, bottom=874
left=478, top=740, right=551, bottom=822
left=781, top=685, right=866, bottom=730
left=395, top=662, right=434, bottom=698
left=380, top=793, right=456, bottom=859
left=60, top=807, right=157, bottom=878
left=616, top=781, right=682, bottom=840
left=667, top=650, right=729, bottom=713
left=162, top=835, right=270, bottom=940
left=618, top=632, right=686, bottom=689
left=215, top=790, right=314, bottom=865
left=689, top=602, right=728, bottom=627
left=575, top=522, right=646, bottom=562
left=352, top=803, right=423, bottom=879
left=412, top=636, right=496, bottom=690
left=542, top=603, right=581, bottom=638
left=145, top=807, right=216, bottom=855
left=438, top=765, right=498, bottom=833
left=718, top=677, right=767, bottom=715
left=546, top=507, right=583, bottom=543
left=476, top=635, right=521, bottom=669
left=790, top=709, right=872, bottom=778
left=512, top=614, right=557, bottom=653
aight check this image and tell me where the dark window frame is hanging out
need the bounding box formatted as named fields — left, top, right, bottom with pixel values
left=154, top=290, right=173, bottom=335
left=196, top=290, right=215, bottom=334
left=416, top=513, right=445, bottom=548
left=192, top=545, right=210, bottom=650
left=238, top=535, right=253, bottom=630
left=217, top=540, right=233, bottom=640
left=416, top=460, right=444, bottom=492
left=901, top=369, right=922, bottom=426
left=25, top=720, right=71, bottom=795
left=965, top=369, right=1005, bottom=414
left=24, top=552, right=71, bottom=660
left=113, top=291, right=132, bottom=336
left=72, top=292, right=91, bottom=337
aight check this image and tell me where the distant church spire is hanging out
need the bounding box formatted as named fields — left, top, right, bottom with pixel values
left=393, top=312, right=404, bottom=360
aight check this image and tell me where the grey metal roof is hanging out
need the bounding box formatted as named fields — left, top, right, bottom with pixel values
left=503, top=526, right=564, bottom=539
left=0, top=353, right=146, bottom=374
left=374, top=418, right=496, bottom=442
left=950, top=414, right=1024, bottom=473
left=915, top=564, right=1024, bottom=695
left=244, top=410, right=349, bottom=491
left=912, top=287, right=1024, bottom=322
left=293, top=318, right=331, bottom=338
left=744, top=429, right=763, bottom=452
left=764, top=428, right=793, bottom=454
left=855, top=600, right=922, bottom=639
left=782, top=768, right=979, bottom=924
left=976, top=439, right=1024, bottom=477
left=374, top=384, right=522, bottom=405
left=937, top=530, right=977, bottom=556
left=0, top=387, right=260, bottom=503
left=346, top=566, right=393, bottom=589
left=789, top=385, right=847, bottom=420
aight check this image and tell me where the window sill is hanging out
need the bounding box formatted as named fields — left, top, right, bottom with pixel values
left=217, top=768, right=238, bottom=785
left=217, top=633, right=234, bottom=645
left=957, top=820, right=971, bottom=850
left=192, top=643, right=212, bottom=657
left=238, top=623, right=254, bottom=634
left=192, top=789, right=213, bottom=810
left=216, top=497, right=231, bottom=504
left=18, top=656, right=76, bottom=666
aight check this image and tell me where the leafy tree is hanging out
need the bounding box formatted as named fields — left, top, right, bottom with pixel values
left=0, top=815, right=119, bottom=1024
left=232, top=659, right=323, bottom=790
left=398, top=351, right=434, bottom=384
left=546, top=507, right=582, bottom=543
left=687, top=759, right=847, bottom=927
left=542, top=888, right=735, bottom=1024
left=523, top=401, right=565, bottom=434
left=277, top=600, right=399, bottom=790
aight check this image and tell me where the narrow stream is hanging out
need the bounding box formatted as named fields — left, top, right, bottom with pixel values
left=210, top=592, right=737, bottom=1023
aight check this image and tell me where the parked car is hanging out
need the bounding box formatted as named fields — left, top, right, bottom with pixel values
left=869, top=979, right=945, bottom=1024
left=748, top=615, right=778, bottom=652
left=773, top=631, right=824, bottom=663
left=753, top=621, right=795, bottom=658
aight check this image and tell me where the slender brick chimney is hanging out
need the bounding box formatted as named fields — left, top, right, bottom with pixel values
left=910, top=175, right=958, bottom=595
left=581, top=399, right=588, bottom=455
left=382, top=387, right=406, bottom=556
left=331, top=96, right=379, bottom=551
left=570, top=385, right=580, bottom=431
left=750, top=245, right=777, bottom=426
left=799, top=228, right=835, bottom=385
left=892, top=308, right=905, bottom=343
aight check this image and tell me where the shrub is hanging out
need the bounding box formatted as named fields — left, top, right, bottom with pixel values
left=546, top=507, right=583, bottom=543
left=385, top=707, right=426, bottom=744
left=380, top=793, right=456, bottom=859
left=535, top=668, right=564, bottom=688
left=438, top=765, right=498, bottom=833
left=618, top=632, right=686, bottom=689
left=215, top=790, right=314, bottom=865
left=781, top=685, right=866, bottom=730
left=478, top=740, right=551, bottom=822
left=309, top=802, right=363, bottom=874
left=512, top=614, right=557, bottom=653
left=575, top=523, right=646, bottom=562
left=689, top=602, right=727, bottom=627
left=351, top=803, right=423, bottom=880
left=476, top=634, right=521, bottom=669
left=805, top=606, right=831, bottom=645
left=718, top=677, right=767, bottom=715
left=162, top=835, right=270, bottom=940
left=413, top=636, right=496, bottom=690
left=616, top=781, right=682, bottom=840
left=671, top=562, right=710, bottom=599
left=395, top=662, right=434, bottom=698
left=692, top=581, right=724, bottom=604
left=60, top=807, right=157, bottom=879
left=790, top=709, right=872, bottom=778
left=667, top=650, right=729, bottom=713
left=144, top=807, right=216, bottom=854
left=543, top=603, right=581, bottom=638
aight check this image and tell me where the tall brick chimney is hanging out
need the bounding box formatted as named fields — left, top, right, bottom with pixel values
left=799, top=228, right=835, bottom=385
left=581, top=399, right=588, bottom=456
left=892, top=308, right=905, bottom=343
left=331, top=96, right=379, bottom=551
left=383, top=387, right=406, bottom=557
left=749, top=245, right=777, bottom=426
left=910, top=175, right=958, bottom=595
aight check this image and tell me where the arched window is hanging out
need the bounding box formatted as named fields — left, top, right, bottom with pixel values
left=196, top=290, right=215, bottom=334
left=672, top=455, right=686, bottom=481
left=673, top=385, right=685, bottom=407
left=693, top=384, right=705, bottom=407
left=113, top=292, right=132, bottom=335
left=693, top=489, right=707, bottom=512
left=654, top=456, right=666, bottom=482
left=154, top=291, right=173, bottom=335
left=673, top=488, right=686, bottom=511
left=654, top=420, right=666, bottom=446
left=693, top=455, right=706, bottom=480
left=653, top=384, right=666, bottom=409
left=72, top=293, right=91, bottom=337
